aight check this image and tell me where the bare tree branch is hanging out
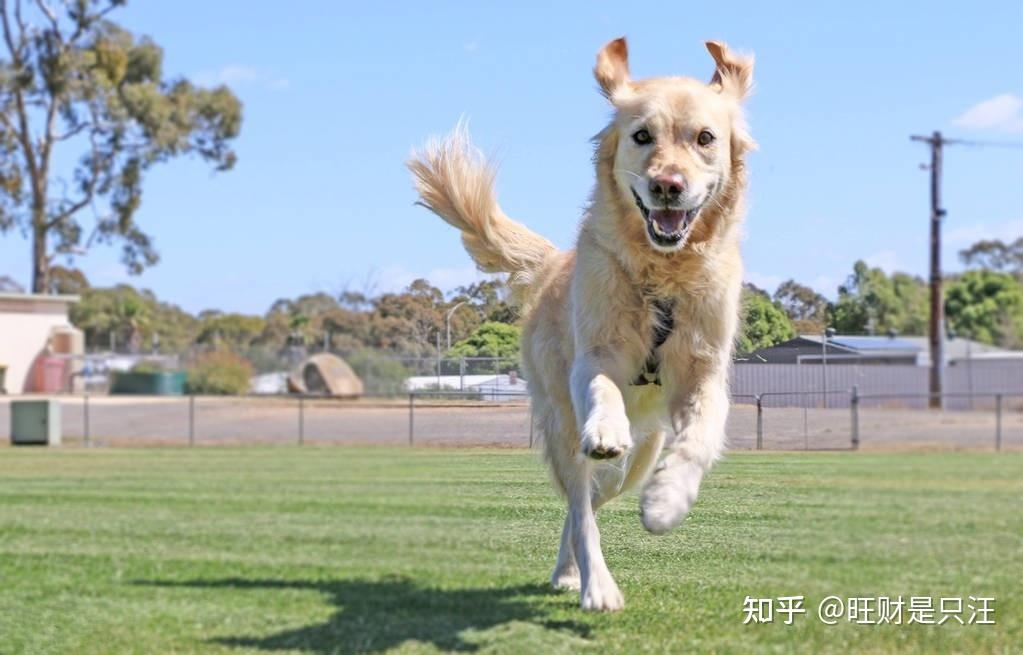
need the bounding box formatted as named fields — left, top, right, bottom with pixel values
left=45, top=125, right=99, bottom=229
left=34, top=0, right=56, bottom=26
left=52, top=121, right=89, bottom=141
left=12, top=0, right=27, bottom=57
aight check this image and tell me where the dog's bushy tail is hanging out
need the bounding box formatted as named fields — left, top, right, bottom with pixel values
left=408, top=124, right=557, bottom=305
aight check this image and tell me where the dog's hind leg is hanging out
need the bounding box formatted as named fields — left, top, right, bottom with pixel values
left=545, top=428, right=624, bottom=610
left=553, top=435, right=651, bottom=593
left=565, top=458, right=624, bottom=611
left=551, top=514, right=580, bottom=591
left=542, top=377, right=625, bottom=610
left=551, top=426, right=664, bottom=597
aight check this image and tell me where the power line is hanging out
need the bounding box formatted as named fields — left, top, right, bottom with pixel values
left=938, top=138, right=1023, bottom=150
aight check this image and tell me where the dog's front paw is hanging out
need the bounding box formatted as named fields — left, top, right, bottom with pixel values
left=551, top=558, right=580, bottom=591
left=551, top=567, right=581, bottom=592
left=639, top=458, right=704, bottom=535
left=581, top=408, right=632, bottom=460
left=580, top=572, right=624, bottom=612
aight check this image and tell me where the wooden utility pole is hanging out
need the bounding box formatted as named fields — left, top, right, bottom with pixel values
left=910, top=131, right=946, bottom=409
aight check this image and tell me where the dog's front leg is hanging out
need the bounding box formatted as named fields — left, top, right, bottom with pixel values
left=570, top=352, right=633, bottom=460
left=640, top=364, right=729, bottom=534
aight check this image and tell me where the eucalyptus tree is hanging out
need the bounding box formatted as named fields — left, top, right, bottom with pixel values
left=0, top=0, right=241, bottom=292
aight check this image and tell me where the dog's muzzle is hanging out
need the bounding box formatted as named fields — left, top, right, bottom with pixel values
left=631, top=188, right=701, bottom=248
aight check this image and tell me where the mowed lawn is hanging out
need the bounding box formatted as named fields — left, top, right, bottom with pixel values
left=0, top=448, right=1020, bottom=654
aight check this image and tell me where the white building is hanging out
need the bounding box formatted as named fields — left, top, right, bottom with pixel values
left=900, top=336, right=1011, bottom=367
left=0, top=293, right=82, bottom=394
left=405, top=373, right=528, bottom=399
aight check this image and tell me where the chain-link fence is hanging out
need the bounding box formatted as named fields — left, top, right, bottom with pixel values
left=58, top=351, right=1023, bottom=401
left=734, top=391, right=854, bottom=450
left=2, top=389, right=1019, bottom=451
left=58, top=350, right=524, bottom=398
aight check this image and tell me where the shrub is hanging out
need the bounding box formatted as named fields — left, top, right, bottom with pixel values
left=414, top=382, right=482, bottom=401
left=185, top=350, right=253, bottom=395
left=344, top=349, right=410, bottom=397
left=130, top=359, right=168, bottom=374
left=447, top=322, right=522, bottom=374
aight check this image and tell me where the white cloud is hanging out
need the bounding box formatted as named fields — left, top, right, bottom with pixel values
left=951, top=93, right=1023, bottom=133
left=193, top=65, right=290, bottom=91
left=946, top=218, right=1023, bottom=246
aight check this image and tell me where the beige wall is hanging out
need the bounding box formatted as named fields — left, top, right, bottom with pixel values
left=0, top=294, right=79, bottom=394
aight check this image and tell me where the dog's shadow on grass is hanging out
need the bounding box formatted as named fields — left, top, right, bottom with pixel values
left=139, top=576, right=591, bottom=653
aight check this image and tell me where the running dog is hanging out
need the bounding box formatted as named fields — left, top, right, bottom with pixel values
left=408, top=37, right=754, bottom=611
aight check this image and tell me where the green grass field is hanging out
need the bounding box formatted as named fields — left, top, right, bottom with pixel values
left=0, top=447, right=1020, bottom=654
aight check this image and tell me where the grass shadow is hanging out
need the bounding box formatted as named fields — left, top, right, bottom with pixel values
left=139, top=576, right=591, bottom=653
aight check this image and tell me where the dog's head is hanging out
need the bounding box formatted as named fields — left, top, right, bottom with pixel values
left=594, top=38, right=755, bottom=253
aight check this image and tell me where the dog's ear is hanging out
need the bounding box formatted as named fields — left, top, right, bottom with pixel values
left=705, top=40, right=754, bottom=100
left=594, top=37, right=630, bottom=99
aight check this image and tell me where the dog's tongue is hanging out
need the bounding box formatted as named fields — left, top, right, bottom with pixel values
left=649, top=209, right=686, bottom=234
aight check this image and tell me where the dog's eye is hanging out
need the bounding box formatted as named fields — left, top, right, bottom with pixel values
left=632, top=129, right=653, bottom=146
left=697, top=130, right=715, bottom=147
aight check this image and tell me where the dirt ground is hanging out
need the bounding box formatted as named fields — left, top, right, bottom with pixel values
left=0, top=395, right=1019, bottom=450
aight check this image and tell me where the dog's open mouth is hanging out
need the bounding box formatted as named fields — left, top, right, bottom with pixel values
left=631, top=188, right=699, bottom=248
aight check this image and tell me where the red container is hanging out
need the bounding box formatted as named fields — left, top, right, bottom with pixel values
left=36, top=357, right=67, bottom=393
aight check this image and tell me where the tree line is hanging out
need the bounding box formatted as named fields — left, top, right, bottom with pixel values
left=39, top=273, right=518, bottom=364
left=1, top=235, right=1013, bottom=373
left=741, top=237, right=1023, bottom=352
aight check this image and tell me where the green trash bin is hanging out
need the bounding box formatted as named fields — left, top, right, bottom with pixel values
left=110, top=371, right=186, bottom=395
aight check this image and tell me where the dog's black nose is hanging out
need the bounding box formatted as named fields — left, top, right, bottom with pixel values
left=649, top=174, right=685, bottom=202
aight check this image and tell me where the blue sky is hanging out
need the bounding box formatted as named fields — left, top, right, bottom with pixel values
left=2, top=1, right=1021, bottom=314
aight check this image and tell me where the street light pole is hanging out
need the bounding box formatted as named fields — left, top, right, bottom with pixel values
left=967, top=337, right=974, bottom=410
left=435, top=331, right=442, bottom=389
left=822, top=327, right=835, bottom=408
left=445, top=301, right=467, bottom=351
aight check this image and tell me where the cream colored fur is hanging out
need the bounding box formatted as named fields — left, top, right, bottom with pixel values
left=409, top=37, right=754, bottom=612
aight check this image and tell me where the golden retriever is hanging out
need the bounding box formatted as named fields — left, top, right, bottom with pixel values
left=408, top=37, right=754, bottom=611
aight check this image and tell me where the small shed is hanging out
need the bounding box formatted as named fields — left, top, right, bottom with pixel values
left=0, top=293, right=82, bottom=394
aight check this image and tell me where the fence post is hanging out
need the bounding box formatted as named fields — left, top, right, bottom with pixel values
left=459, top=357, right=465, bottom=391
left=850, top=385, right=860, bottom=451
left=188, top=395, right=195, bottom=447
left=755, top=394, right=763, bottom=450
left=528, top=404, right=534, bottom=448
left=408, top=393, right=414, bottom=446
left=995, top=394, right=1002, bottom=452
left=83, top=393, right=90, bottom=448
left=298, top=396, right=305, bottom=445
